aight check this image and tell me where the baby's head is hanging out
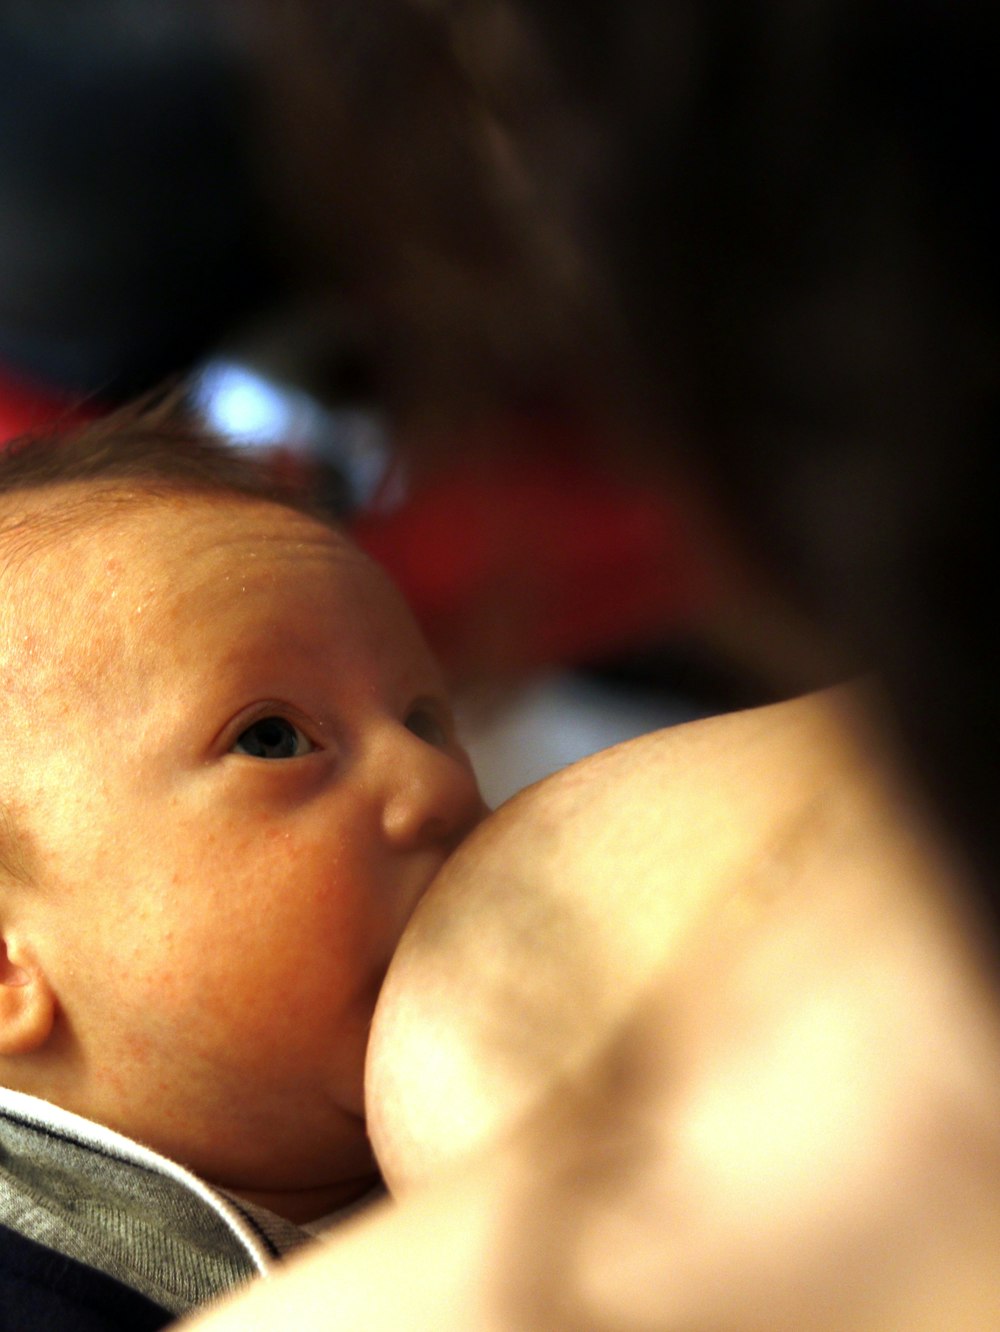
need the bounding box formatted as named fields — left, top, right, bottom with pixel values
left=0, top=413, right=484, bottom=1221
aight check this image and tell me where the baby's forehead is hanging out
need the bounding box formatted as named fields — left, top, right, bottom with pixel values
left=3, top=482, right=354, bottom=575
left=1, top=484, right=363, bottom=689
left=116, top=495, right=372, bottom=615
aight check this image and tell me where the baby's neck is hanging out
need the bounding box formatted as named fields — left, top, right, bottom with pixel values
left=226, top=1168, right=383, bottom=1226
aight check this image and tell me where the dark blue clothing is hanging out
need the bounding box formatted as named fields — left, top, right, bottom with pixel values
left=1, top=1225, right=173, bottom=1331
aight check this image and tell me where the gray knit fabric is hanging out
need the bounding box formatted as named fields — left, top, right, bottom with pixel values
left=0, top=1091, right=290, bottom=1316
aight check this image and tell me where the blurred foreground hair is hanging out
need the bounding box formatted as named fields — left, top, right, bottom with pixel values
left=256, top=0, right=1000, bottom=943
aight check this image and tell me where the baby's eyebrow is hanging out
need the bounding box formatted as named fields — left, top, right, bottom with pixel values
left=205, top=611, right=335, bottom=672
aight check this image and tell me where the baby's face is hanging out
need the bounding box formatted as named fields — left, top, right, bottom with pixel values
left=13, top=491, right=484, bottom=1204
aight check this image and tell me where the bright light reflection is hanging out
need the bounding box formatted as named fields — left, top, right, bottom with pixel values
left=193, top=362, right=299, bottom=446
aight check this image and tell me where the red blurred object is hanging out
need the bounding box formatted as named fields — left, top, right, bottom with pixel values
left=354, top=418, right=719, bottom=680
left=0, top=366, right=97, bottom=444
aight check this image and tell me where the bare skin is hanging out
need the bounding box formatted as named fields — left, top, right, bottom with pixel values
left=367, top=684, right=898, bottom=1188
left=179, top=686, right=1000, bottom=1328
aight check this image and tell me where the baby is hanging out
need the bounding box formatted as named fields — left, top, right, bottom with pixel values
left=0, top=415, right=485, bottom=1326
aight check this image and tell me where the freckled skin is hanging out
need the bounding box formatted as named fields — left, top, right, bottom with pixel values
left=5, top=492, right=486, bottom=1222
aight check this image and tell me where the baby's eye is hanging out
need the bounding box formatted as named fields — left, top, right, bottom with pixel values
left=231, top=716, right=314, bottom=760
left=403, top=703, right=449, bottom=749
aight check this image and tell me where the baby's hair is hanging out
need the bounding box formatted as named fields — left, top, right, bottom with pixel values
left=0, top=390, right=325, bottom=522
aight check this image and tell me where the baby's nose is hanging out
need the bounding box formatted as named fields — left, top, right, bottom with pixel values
left=380, top=729, right=487, bottom=853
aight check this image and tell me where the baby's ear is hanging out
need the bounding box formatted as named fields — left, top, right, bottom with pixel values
left=0, top=933, right=56, bottom=1055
